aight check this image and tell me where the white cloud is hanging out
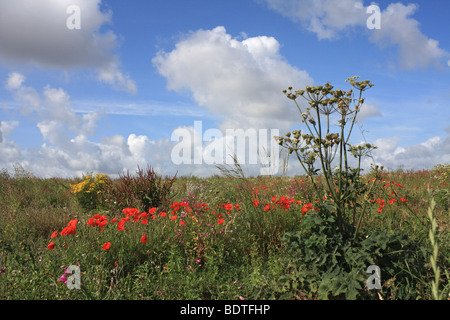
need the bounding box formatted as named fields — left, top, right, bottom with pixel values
left=0, top=0, right=136, bottom=93
left=262, top=0, right=450, bottom=69
left=369, top=3, right=448, bottom=70
left=0, top=72, right=176, bottom=178
left=262, top=0, right=367, bottom=40
left=96, top=58, right=137, bottom=94
left=11, top=123, right=177, bottom=179
left=367, top=135, right=450, bottom=170
left=0, top=120, right=19, bottom=139
left=41, top=86, right=79, bottom=128
left=0, top=120, right=21, bottom=164
left=357, top=103, right=382, bottom=121
left=5, top=72, right=26, bottom=90
left=5, top=72, right=101, bottom=138
left=5, top=73, right=41, bottom=114
left=153, top=26, right=313, bottom=133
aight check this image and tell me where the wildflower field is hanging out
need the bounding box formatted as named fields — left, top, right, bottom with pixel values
left=0, top=78, right=448, bottom=300
left=0, top=164, right=448, bottom=300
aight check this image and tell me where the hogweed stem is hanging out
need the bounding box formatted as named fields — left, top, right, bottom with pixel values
left=427, top=188, right=442, bottom=300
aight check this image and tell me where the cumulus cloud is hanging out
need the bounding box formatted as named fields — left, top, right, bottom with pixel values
left=152, top=26, right=317, bottom=176
left=357, top=103, right=382, bottom=121
left=4, top=71, right=271, bottom=178
left=0, top=0, right=136, bottom=93
left=0, top=120, right=21, bottom=164
left=5, top=72, right=26, bottom=90
left=153, top=26, right=313, bottom=133
left=5, top=72, right=98, bottom=138
left=362, top=135, right=450, bottom=171
left=96, top=58, right=137, bottom=94
left=262, top=0, right=450, bottom=70
left=262, top=0, right=366, bottom=40
left=0, top=120, right=19, bottom=144
left=1, top=72, right=154, bottom=177
left=280, top=133, right=450, bottom=176
left=369, top=3, right=449, bottom=70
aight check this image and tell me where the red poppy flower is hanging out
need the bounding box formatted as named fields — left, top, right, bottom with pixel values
left=87, top=218, right=95, bottom=226
left=60, top=226, right=76, bottom=236
left=223, top=203, right=233, bottom=211
left=102, top=242, right=111, bottom=251
left=117, top=220, right=126, bottom=231
left=50, top=231, right=58, bottom=238
left=99, top=219, right=108, bottom=228
left=140, top=234, right=148, bottom=243
left=68, top=219, right=78, bottom=228
left=170, top=202, right=181, bottom=211
left=218, top=218, right=224, bottom=225
left=301, top=203, right=314, bottom=215
left=123, top=208, right=139, bottom=215
left=141, top=219, right=148, bottom=224
left=47, top=242, right=55, bottom=250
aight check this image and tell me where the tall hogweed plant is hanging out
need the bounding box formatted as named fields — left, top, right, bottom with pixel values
left=278, top=76, right=377, bottom=237
left=276, top=77, right=435, bottom=299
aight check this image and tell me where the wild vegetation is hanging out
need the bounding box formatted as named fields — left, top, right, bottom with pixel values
left=0, top=77, right=448, bottom=300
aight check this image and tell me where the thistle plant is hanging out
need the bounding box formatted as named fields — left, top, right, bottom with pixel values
left=279, top=76, right=376, bottom=234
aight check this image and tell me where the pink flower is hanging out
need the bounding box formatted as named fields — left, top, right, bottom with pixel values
left=58, top=274, right=67, bottom=283
left=64, top=268, right=73, bottom=275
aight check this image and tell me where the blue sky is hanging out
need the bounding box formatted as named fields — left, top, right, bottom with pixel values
left=0, top=0, right=449, bottom=178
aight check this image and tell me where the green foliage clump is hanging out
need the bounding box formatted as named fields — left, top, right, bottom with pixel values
left=278, top=203, right=430, bottom=300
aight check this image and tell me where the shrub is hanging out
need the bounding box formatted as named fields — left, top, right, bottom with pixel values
left=71, top=173, right=110, bottom=211
left=101, top=165, right=177, bottom=212
left=433, top=163, right=450, bottom=185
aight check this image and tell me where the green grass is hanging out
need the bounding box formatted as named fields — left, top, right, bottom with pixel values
left=0, top=167, right=448, bottom=300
